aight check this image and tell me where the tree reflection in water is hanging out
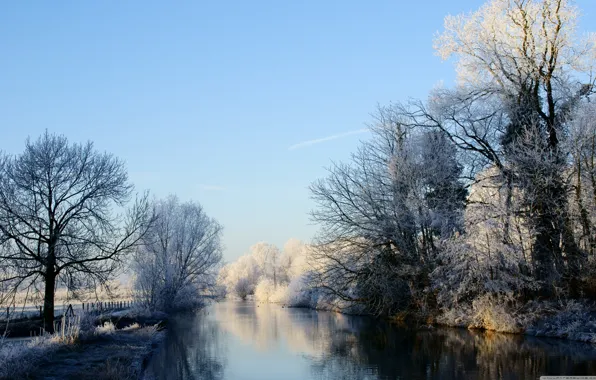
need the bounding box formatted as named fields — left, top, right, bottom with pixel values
left=144, top=309, right=227, bottom=380
left=145, top=301, right=596, bottom=380
left=307, top=321, right=596, bottom=379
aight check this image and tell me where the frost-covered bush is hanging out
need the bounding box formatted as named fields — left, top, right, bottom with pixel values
left=469, top=294, right=522, bottom=333
left=526, top=301, right=596, bottom=343
left=436, top=294, right=525, bottom=333
left=435, top=305, right=473, bottom=328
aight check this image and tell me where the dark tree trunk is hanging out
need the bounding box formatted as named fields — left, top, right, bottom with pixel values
left=531, top=199, right=558, bottom=298
left=575, top=162, right=594, bottom=256
left=531, top=169, right=582, bottom=298
left=43, top=261, right=56, bottom=333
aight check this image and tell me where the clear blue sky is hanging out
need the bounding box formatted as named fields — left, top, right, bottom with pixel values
left=1, top=1, right=595, bottom=261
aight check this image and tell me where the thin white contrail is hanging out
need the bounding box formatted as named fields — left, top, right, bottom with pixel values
left=288, top=128, right=369, bottom=151
left=199, top=184, right=226, bottom=191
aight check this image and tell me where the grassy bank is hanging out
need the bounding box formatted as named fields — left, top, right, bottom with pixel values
left=0, top=309, right=167, bottom=380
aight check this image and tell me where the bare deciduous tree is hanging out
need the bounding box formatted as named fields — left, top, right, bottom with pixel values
left=0, top=131, right=152, bottom=332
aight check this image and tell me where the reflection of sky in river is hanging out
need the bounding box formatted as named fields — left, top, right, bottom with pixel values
left=214, top=302, right=332, bottom=379
left=145, top=301, right=596, bottom=380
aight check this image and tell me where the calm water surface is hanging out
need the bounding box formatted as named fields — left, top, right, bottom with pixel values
left=145, top=301, right=596, bottom=380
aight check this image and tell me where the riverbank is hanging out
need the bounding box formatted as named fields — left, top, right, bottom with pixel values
left=273, top=296, right=596, bottom=345
left=31, top=326, right=162, bottom=380
left=0, top=309, right=168, bottom=380
left=433, top=299, right=596, bottom=344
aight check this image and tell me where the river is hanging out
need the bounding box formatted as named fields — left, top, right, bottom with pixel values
left=144, top=300, right=596, bottom=379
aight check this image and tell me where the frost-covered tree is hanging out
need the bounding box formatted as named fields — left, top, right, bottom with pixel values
left=278, top=238, right=310, bottom=282
left=218, top=254, right=261, bottom=300
left=309, top=107, right=466, bottom=316
left=433, top=166, right=538, bottom=309
left=249, top=242, right=281, bottom=287
left=132, top=195, right=222, bottom=311
left=567, top=102, right=596, bottom=296
left=396, top=0, right=596, bottom=297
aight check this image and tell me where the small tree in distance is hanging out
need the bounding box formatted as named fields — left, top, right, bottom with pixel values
left=0, top=131, right=153, bottom=332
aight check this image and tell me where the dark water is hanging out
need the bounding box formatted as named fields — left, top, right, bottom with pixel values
left=145, top=301, right=596, bottom=380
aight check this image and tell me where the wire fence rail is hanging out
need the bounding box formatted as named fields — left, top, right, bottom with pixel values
left=0, top=300, right=139, bottom=322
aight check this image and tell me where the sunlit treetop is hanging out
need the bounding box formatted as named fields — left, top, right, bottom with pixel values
left=434, top=0, right=596, bottom=91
